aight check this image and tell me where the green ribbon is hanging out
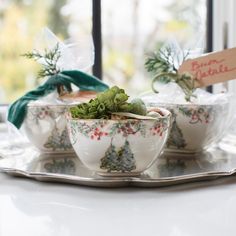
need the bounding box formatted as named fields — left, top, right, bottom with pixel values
left=7, top=70, right=109, bottom=129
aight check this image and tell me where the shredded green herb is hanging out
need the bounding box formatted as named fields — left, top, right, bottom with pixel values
left=70, top=86, right=147, bottom=119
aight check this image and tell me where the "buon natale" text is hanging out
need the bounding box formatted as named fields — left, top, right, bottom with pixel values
left=191, top=59, right=236, bottom=80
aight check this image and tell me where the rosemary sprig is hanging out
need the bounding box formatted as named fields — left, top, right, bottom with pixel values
left=22, top=43, right=61, bottom=79
left=145, top=46, right=196, bottom=101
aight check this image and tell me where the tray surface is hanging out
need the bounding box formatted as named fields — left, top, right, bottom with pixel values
left=0, top=142, right=236, bottom=187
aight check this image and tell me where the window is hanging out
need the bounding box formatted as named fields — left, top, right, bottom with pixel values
left=0, top=0, right=207, bottom=103
left=101, top=0, right=207, bottom=95
left=0, top=0, right=92, bottom=103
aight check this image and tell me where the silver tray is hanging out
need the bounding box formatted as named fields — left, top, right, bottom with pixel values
left=0, top=143, right=236, bottom=187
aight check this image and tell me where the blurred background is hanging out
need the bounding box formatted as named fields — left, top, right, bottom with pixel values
left=0, top=0, right=206, bottom=103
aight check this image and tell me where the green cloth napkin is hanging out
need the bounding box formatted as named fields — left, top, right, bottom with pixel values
left=7, top=70, right=109, bottom=129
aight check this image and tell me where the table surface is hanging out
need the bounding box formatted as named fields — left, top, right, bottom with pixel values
left=1, top=171, right=236, bottom=236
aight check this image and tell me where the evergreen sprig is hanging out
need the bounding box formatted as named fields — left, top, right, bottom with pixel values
left=22, top=43, right=61, bottom=79
left=145, top=46, right=196, bottom=101
left=145, top=46, right=177, bottom=76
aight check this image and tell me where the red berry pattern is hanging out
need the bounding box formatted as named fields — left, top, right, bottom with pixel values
left=178, top=106, right=211, bottom=124
left=72, top=119, right=168, bottom=141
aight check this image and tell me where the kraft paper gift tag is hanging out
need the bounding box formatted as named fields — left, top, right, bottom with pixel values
left=178, top=47, right=236, bottom=87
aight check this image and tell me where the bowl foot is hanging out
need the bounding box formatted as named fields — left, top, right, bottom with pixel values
left=164, top=149, right=204, bottom=156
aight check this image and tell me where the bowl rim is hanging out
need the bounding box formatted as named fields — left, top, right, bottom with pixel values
left=145, top=100, right=229, bottom=107
left=27, top=102, right=79, bottom=108
left=141, top=92, right=234, bottom=107
left=66, top=107, right=172, bottom=122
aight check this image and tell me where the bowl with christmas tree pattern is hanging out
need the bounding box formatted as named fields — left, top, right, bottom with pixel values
left=161, top=103, right=229, bottom=153
left=142, top=100, right=231, bottom=153
left=23, top=103, right=74, bottom=153
left=23, top=91, right=97, bottom=153
left=67, top=109, right=172, bottom=177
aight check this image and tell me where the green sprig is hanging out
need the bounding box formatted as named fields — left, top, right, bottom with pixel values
left=22, top=43, right=61, bottom=79
left=145, top=46, right=196, bottom=101
left=22, top=44, right=72, bottom=96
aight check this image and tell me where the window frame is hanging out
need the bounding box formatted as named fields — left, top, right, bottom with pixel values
left=92, top=0, right=102, bottom=79
left=206, top=0, right=213, bottom=92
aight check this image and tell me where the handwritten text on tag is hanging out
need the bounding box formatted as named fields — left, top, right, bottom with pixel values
left=178, top=47, right=236, bottom=87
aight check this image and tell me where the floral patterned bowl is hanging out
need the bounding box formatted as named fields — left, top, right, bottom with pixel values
left=23, top=103, right=74, bottom=153
left=145, top=102, right=231, bottom=153
left=66, top=108, right=172, bottom=176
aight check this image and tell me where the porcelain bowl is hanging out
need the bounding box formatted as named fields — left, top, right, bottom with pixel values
left=145, top=102, right=230, bottom=153
left=23, top=104, right=74, bottom=153
left=66, top=108, right=172, bottom=176
left=22, top=91, right=98, bottom=153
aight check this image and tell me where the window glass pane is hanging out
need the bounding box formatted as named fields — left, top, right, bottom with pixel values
left=0, top=0, right=92, bottom=103
left=102, top=0, right=207, bottom=95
